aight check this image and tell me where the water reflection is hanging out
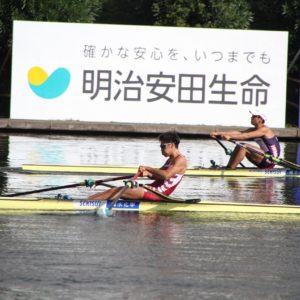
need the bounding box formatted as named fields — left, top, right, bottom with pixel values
left=285, top=177, right=300, bottom=205
left=221, top=177, right=280, bottom=204
left=285, top=142, right=299, bottom=163
left=297, top=143, right=300, bottom=164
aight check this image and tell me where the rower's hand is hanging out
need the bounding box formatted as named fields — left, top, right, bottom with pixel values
left=221, top=134, right=231, bottom=141
left=143, top=170, right=153, bottom=177
left=138, top=165, right=153, bottom=178
left=138, top=165, right=146, bottom=172
left=210, top=132, right=219, bottom=139
left=123, top=180, right=138, bottom=189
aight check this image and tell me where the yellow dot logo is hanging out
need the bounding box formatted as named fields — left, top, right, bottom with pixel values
left=28, top=66, right=71, bottom=99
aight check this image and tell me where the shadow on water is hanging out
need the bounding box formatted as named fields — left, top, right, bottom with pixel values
left=0, top=134, right=8, bottom=195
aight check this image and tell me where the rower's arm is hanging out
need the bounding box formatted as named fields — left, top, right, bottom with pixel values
left=140, top=157, right=187, bottom=180
left=223, top=127, right=268, bottom=140
left=210, top=130, right=241, bottom=138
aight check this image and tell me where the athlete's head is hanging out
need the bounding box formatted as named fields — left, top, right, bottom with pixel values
left=158, top=130, right=180, bottom=149
left=250, top=109, right=267, bottom=124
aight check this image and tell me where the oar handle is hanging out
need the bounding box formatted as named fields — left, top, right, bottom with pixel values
left=106, top=172, right=141, bottom=210
left=94, top=174, right=133, bottom=186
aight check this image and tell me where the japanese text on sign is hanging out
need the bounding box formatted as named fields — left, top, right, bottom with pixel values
left=83, top=70, right=270, bottom=107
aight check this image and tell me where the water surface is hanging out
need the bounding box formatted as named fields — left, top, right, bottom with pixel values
left=1, top=133, right=300, bottom=299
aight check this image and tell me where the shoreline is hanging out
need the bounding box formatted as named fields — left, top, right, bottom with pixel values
left=0, top=118, right=299, bottom=140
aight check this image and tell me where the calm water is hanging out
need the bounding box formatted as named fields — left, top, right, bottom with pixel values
left=1, top=133, right=300, bottom=299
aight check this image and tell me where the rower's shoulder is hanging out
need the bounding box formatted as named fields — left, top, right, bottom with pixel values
left=170, top=153, right=187, bottom=165
left=177, top=153, right=188, bottom=168
left=178, top=153, right=188, bottom=161
left=253, top=124, right=271, bottom=134
left=262, top=125, right=277, bottom=137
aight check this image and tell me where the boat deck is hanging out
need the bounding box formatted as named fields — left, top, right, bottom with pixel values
left=21, top=164, right=300, bottom=177
left=0, top=197, right=300, bottom=215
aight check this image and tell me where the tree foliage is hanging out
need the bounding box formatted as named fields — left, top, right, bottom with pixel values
left=152, top=0, right=253, bottom=28
left=0, top=0, right=103, bottom=54
left=98, top=0, right=154, bottom=25
left=282, top=1, right=300, bottom=64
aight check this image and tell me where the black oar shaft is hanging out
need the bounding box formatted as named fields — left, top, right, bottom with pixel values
left=215, top=137, right=246, bottom=168
left=215, top=138, right=229, bottom=153
left=5, top=183, right=81, bottom=197
left=230, top=140, right=300, bottom=171
left=4, top=174, right=134, bottom=197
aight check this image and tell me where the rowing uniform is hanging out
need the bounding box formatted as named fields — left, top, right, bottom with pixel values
left=254, top=136, right=280, bottom=169
left=143, top=155, right=185, bottom=201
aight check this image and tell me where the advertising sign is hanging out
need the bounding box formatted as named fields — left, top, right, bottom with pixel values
left=11, top=21, right=288, bottom=127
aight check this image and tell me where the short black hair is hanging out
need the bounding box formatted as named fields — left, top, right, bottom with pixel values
left=158, top=130, right=180, bottom=148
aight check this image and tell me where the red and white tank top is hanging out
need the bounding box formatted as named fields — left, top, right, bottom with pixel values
left=147, top=156, right=185, bottom=196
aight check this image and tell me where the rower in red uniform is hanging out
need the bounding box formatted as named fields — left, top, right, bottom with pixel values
left=210, top=109, right=281, bottom=170
left=88, top=131, right=187, bottom=201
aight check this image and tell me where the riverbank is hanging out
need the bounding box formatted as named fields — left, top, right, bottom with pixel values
left=0, top=118, right=299, bottom=140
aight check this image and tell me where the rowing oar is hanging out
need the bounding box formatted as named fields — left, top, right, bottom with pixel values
left=106, top=172, right=141, bottom=211
left=4, top=174, right=134, bottom=197
left=214, top=137, right=246, bottom=168
left=229, top=140, right=300, bottom=171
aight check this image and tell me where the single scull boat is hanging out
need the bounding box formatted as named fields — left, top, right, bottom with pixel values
left=0, top=197, right=300, bottom=214
left=21, top=164, right=300, bottom=178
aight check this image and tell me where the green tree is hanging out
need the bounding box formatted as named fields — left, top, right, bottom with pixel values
left=248, top=0, right=285, bottom=29
left=98, top=0, right=154, bottom=25
left=0, top=0, right=103, bottom=117
left=0, top=0, right=103, bottom=57
left=282, top=0, right=300, bottom=125
left=282, top=1, right=300, bottom=70
left=248, top=0, right=300, bottom=125
left=152, top=0, right=253, bottom=28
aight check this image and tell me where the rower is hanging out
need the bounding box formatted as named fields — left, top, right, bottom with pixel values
left=210, top=109, right=280, bottom=170
left=88, top=130, right=188, bottom=201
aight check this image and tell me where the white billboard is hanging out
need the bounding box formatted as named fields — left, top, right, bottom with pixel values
left=11, top=21, right=288, bottom=127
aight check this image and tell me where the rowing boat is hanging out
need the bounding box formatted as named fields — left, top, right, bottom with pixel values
left=1, top=197, right=300, bottom=214
left=21, top=164, right=300, bottom=177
